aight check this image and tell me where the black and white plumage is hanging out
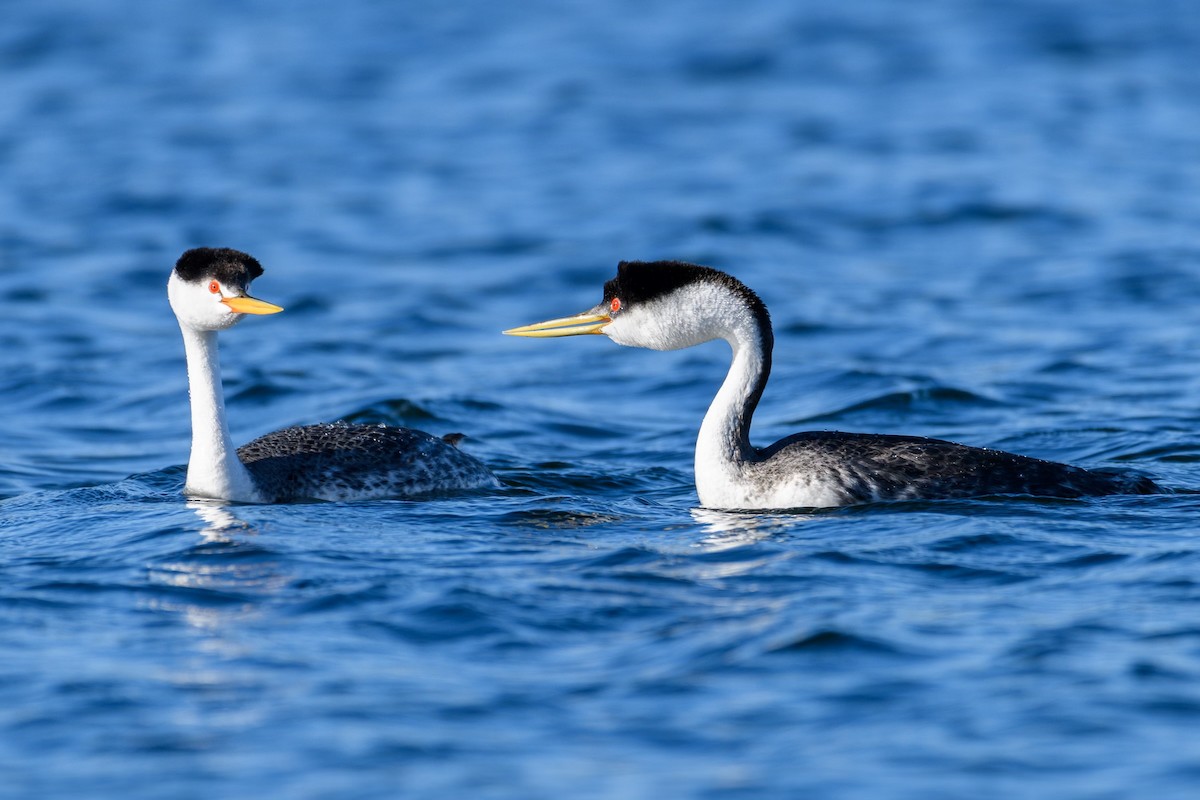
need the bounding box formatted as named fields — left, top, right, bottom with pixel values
left=504, top=260, right=1159, bottom=510
left=168, top=247, right=498, bottom=503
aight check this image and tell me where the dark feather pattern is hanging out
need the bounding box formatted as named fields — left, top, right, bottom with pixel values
left=175, top=247, right=264, bottom=288
left=237, top=423, right=498, bottom=502
left=754, top=431, right=1159, bottom=504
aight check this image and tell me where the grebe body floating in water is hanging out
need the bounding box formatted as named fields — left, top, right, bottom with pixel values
left=505, top=260, right=1158, bottom=510
left=169, top=247, right=498, bottom=503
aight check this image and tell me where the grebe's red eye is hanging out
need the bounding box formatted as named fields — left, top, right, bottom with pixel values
left=208, top=280, right=221, bottom=294
left=610, top=297, right=621, bottom=313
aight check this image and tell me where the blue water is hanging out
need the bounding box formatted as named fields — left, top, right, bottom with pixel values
left=4, top=0, right=1200, bottom=797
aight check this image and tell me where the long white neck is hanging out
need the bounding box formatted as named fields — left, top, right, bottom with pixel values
left=179, top=324, right=261, bottom=502
left=694, top=315, right=771, bottom=507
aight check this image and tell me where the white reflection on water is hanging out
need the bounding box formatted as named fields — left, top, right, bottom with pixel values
left=141, top=501, right=289, bottom=639
left=189, top=499, right=253, bottom=541
left=690, top=506, right=815, bottom=550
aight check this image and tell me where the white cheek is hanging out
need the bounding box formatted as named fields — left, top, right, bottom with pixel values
left=604, top=298, right=713, bottom=351
left=604, top=313, right=664, bottom=349
left=602, top=316, right=637, bottom=347
left=203, top=284, right=242, bottom=328
left=168, top=277, right=243, bottom=331
left=209, top=305, right=240, bottom=329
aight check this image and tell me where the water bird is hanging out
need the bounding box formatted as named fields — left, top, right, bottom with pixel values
left=504, top=260, right=1159, bottom=509
left=169, top=247, right=498, bottom=503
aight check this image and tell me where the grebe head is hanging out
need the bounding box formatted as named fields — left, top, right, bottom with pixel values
left=168, top=247, right=283, bottom=331
left=504, top=260, right=769, bottom=351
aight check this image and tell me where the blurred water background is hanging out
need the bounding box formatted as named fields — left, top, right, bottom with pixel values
left=4, top=1, right=1200, bottom=797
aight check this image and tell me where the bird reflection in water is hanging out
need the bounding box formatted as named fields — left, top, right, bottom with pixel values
left=140, top=501, right=288, bottom=639
left=689, top=507, right=806, bottom=551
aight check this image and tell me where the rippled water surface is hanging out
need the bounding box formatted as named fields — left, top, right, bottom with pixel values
left=5, top=1, right=1200, bottom=797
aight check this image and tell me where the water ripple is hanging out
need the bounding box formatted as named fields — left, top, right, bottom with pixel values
left=4, top=0, right=1200, bottom=797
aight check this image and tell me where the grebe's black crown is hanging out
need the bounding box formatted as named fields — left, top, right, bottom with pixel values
left=604, top=260, right=770, bottom=322
left=175, top=247, right=264, bottom=287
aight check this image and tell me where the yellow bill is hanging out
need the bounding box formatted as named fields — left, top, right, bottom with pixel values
left=222, top=295, right=284, bottom=315
left=503, top=311, right=610, bottom=338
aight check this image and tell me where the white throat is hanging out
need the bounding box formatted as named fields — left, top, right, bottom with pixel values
left=178, top=324, right=262, bottom=502
left=694, top=328, right=767, bottom=508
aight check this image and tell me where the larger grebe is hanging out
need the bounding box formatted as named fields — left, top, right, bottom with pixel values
left=169, top=247, right=498, bottom=503
left=504, top=260, right=1158, bottom=509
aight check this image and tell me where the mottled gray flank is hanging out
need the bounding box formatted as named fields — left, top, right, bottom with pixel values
left=237, top=423, right=499, bottom=502
left=753, top=431, right=1160, bottom=505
